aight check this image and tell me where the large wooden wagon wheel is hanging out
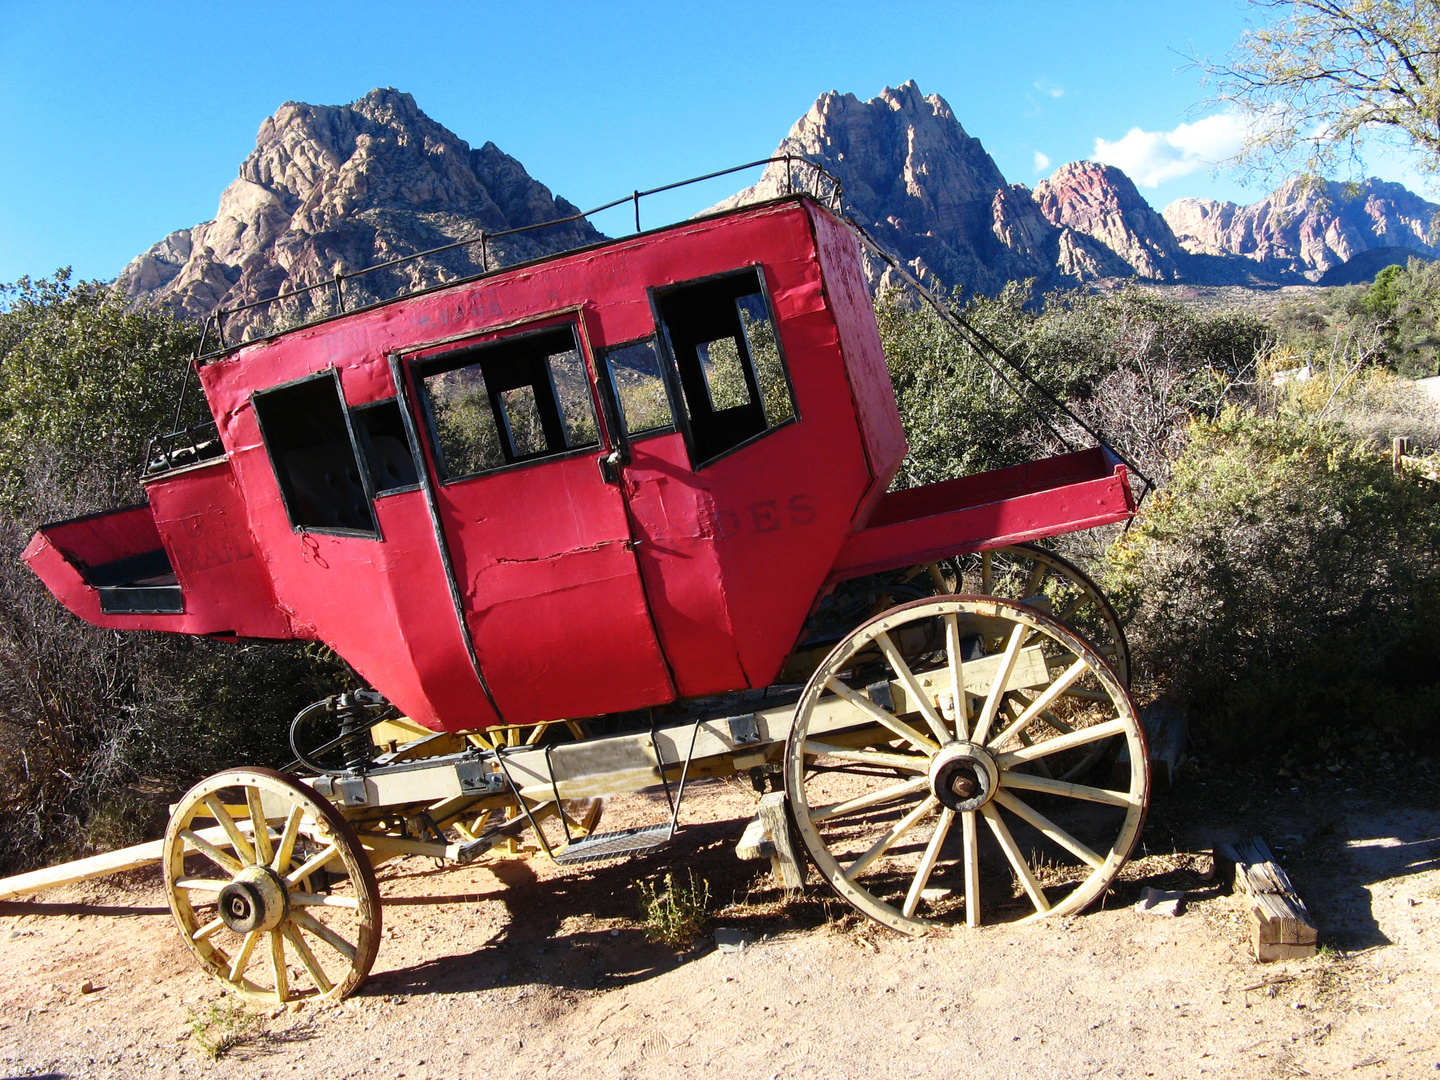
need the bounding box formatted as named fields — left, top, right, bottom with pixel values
left=163, top=768, right=381, bottom=1003
left=784, top=596, right=1148, bottom=935
left=924, top=543, right=1130, bottom=685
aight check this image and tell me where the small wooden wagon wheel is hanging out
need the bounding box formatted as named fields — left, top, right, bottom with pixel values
left=784, top=596, right=1148, bottom=935
left=926, top=543, right=1130, bottom=685
left=163, top=767, right=381, bottom=1003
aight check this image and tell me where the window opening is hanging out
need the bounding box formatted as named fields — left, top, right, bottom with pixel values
left=602, top=338, right=675, bottom=436
left=253, top=371, right=377, bottom=535
left=500, top=384, right=546, bottom=458
left=697, top=337, right=752, bottom=411
left=737, top=293, right=793, bottom=425
left=354, top=398, right=419, bottom=495
left=655, top=267, right=796, bottom=466
left=418, top=324, right=601, bottom=481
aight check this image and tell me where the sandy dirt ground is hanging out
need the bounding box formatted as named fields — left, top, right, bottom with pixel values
left=1, top=770, right=1438, bottom=1080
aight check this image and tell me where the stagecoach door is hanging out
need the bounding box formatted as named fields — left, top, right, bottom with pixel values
left=402, top=315, right=674, bottom=724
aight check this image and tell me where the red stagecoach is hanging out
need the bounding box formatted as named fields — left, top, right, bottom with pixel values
left=19, top=176, right=1149, bottom=1003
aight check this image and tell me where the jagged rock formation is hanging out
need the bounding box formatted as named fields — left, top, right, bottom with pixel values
left=712, top=83, right=1243, bottom=295
left=711, top=82, right=1063, bottom=295
left=119, top=89, right=600, bottom=336
left=1163, top=178, right=1440, bottom=281
left=1033, top=162, right=1184, bottom=281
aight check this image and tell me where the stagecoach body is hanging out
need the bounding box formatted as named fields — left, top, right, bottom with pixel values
left=12, top=190, right=1151, bottom=1003
left=24, top=197, right=1133, bottom=732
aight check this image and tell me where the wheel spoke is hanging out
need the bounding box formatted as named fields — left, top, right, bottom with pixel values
left=993, top=790, right=1104, bottom=870
left=292, top=910, right=357, bottom=961
left=874, top=631, right=950, bottom=745
left=178, top=829, right=244, bottom=875
left=270, top=930, right=288, bottom=1002
left=229, top=930, right=261, bottom=983
left=810, top=777, right=929, bottom=823
left=981, top=549, right=993, bottom=593
left=999, top=771, right=1137, bottom=807
left=1054, top=593, right=1097, bottom=625
left=803, top=740, right=929, bottom=773
left=283, top=924, right=333, bottom=995
left=971, top=622, right=1026, bottom=745
left=902, top=808, right=955, bottom=918
left=285, top=843, right=340, bottom=888
left=981, top=804, right=1050, bottom=915
left=1023, top=559, right=1047, bottom=597
left=824, top=676, right=939, bottom=753
left=192, top=916, right=224, bottom=942
left=289, top=891, right=361, bottom=909
left=245, top=788, right=274, bottom=866
left=944, top=613, right=969, bottom=740
left=996, top=719, right=1127, bottom=767
left=203, top=796, right=257, bottom=866
left=962, top=809, right=980, bottom=928
left=271, top=805, right=304, bottom=874
left=987, top=657, right=1089, bottom=751
left=175, top=877, right=228, bottom=892
left=844, top=796, right=938, bottom=880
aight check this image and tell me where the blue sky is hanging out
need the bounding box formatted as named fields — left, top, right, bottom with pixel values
left=0, top=1, right=1430, bottom=284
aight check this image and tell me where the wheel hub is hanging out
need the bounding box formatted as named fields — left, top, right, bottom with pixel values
left=217, top=865, right=288, bottom=934
left=930, top=742, right=999, bottom=812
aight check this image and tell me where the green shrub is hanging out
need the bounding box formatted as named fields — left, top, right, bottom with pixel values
left=637, top=870, right=712, bottom=948
left=1104, top=409, right=1440, bottom=758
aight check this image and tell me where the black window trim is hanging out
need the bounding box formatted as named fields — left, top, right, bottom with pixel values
left=595, top=333, right=679, bottom=444
left=648, top=262, right=800, bottom=471
left=251, top=367, right=384, bottom=541
left=411, top=318, right=609, bottom=486
left=350, top=396, right=423, bottom=498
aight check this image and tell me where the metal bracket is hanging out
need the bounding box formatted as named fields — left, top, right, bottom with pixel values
left=728, top=713, right=760, bottom=747
left=334, top=776, right=370, bottom=807
left=866, top=680, right=895, bottom=712
left=455, top=757, right=503, bottom=794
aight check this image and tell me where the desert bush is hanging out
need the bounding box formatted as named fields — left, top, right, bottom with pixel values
left=0, top=272, right=352, bottom=873
left=1104, top=409, right=1440, bottom=759
left=878, top=283, right=1270, bottom=490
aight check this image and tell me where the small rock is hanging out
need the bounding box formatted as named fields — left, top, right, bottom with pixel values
left=1135, top=887, right=1185, bottom=917
left=714, top=928, right=757, bottom=953
left=920, top=888, right=952, bottom=901
left=78, top=979, right=95, bottom=995
left=609, top=929, right=619, bottom=937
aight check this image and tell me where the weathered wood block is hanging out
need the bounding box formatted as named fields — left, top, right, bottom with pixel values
left=1218, top=836, right=1317, bottom=962
left=735, top=793, right=804, bottom=891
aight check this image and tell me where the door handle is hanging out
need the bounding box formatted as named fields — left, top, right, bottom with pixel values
left=597, top=448, right=628, bottom=484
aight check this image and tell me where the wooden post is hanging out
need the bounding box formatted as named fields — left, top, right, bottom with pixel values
left=735, top=792, right=804, bottom=892
left=1218, top=837, right=1317, bottom=962
left=1394, top=436, right=1410, bottom=475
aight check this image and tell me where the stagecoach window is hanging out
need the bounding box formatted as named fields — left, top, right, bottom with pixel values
left=252, top=371, right=378, bottom=536
left=353, top=398, right=419, bottom=495
left=737, top=293, right=794, bottom=426
left=655, top=267, right=796, bottom=466
left=697, top=336, right=753, bottom=411
left=418, top=324, right=601, bottom=480
left=601, top=338, right=675, bottom=436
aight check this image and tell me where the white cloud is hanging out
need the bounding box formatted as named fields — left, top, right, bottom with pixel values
left=1093, top=112, right=1247, bottom=187
left=1033, top=151, right=1051, bottom=173
left=1034, top=80, right=1064, bottom=99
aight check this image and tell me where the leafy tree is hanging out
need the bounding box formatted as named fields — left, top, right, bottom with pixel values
left=1208, top=0, right=1440, bottom=182
left=0, top=272, right=351, bottom=873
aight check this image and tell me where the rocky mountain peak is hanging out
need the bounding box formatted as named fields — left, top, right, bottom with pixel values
left=712, top=82, right=1052, bottom=295
left=119, top=89, right=600, bottom=333
left=1032, top=161, right=1184, bottom=281
left=1163, top=177, right=1440, bottom=279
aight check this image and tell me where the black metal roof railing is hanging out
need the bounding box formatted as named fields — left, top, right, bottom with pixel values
left=193, top=155, right=842, bottom=358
